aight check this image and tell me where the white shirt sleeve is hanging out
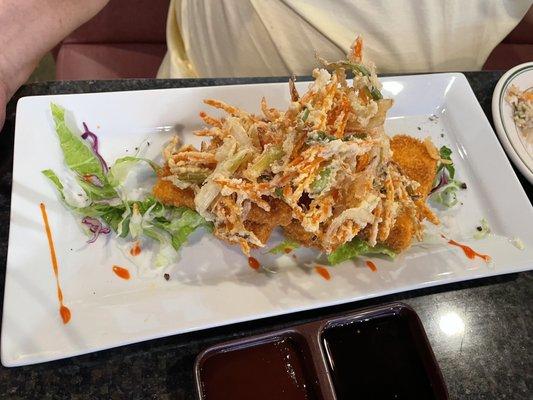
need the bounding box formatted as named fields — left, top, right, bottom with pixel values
left=158, top=0, right=532, bottom=78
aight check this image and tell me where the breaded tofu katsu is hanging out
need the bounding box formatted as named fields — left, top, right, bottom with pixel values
left=153, top=37, right=440, bottom=257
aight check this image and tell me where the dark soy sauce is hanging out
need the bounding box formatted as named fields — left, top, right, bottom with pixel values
left=199, top=336, right=319, bottom=400
left=323, top=311, right=441, bottom=399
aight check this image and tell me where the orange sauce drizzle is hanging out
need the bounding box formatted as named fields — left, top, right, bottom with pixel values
left=448, top=239, right=491, bottom=262
left=248, top=257, right=261, bottom=271
left=112, top=265, right=131, bottom=280
left=130, top=242, right=142, bottom=256
left=315, top=266, right=331, bottom=280
left=365, top=260, right=377, bottom=272
left=40, top=203, right=71, bottom=324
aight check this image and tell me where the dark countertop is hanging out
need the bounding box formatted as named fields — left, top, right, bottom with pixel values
left=0, top=72, right=532, bottom=399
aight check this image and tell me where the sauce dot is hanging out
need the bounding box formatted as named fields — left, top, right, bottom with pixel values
left=60, top=305, right=71, bottom=324
left=130, top=242, right=142, bottom=256
left=112, top=265, right=131, bottom=280
left=248, top=257, right=261, bottom=271
left=315, top=266, right=331, bottom=280
left=365, top=261, right=377, bottom=272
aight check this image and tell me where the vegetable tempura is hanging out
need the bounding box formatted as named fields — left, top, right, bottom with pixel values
left=153, top=37, right=440, bottom=258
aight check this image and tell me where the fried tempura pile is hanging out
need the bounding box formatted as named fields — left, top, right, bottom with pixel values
left=153, top=37, right=440, bottom=256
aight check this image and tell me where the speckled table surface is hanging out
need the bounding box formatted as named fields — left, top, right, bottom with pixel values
left=0, top=72, right=531, bottom=399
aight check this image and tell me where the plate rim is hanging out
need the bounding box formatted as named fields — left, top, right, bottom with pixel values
left=492, top=62, right=533, bottom=184
left=3, top=72, right=532, bottom=367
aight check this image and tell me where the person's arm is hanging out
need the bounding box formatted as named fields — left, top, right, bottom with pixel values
left=0, top=0, right=110, bottom=130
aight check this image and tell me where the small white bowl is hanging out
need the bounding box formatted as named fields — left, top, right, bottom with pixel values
left=492, top=62, right=533, bottom=184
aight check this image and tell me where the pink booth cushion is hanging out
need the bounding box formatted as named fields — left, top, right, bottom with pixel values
left=54, top=0, right=169, bottom=80
left=65, top=0, right=168, bottom=44
left=56, top=43, right=167, bottom=80
left=483, top=43, right=533, bottom=71
left=483, top=6, right=532, bottom=70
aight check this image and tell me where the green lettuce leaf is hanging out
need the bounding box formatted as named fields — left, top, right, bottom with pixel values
left=42, top=169, right=95, bottom=209
left=153, top=207, right=212, bottom=251
left=327, top=237, right=396, bottom=265
left=50, top=103, right=106, bottom=182
left=437, top=145, right=455, bottom=179
left=432, top=184, right=459, bottom=208
left=42, top=169, right=65, bottom=200
left=108, top=156, right=160, bottom=187
left=268, top=239, right=300, bottom=254
left=76, top=178, right=118, bottom=201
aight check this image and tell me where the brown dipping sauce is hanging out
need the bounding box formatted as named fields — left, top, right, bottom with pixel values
left=198, top=336, right=319, bottom=400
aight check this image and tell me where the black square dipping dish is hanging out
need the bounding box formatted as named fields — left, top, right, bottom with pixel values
left=195, top=303, right=448, bottom=400
left=322, top=304, right=448, bottom=399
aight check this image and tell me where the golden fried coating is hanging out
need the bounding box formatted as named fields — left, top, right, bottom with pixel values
left=390, top=135, right=438, bottom=197
left=379, top=135, right=439, bottom=252
left=382, top=208, right=414, bottom=252
left=243, top=221, right=274, bottom=245
left=246, top=199, right=293, bottom=227
left=153, top=167, right=195, bottom=209
left=282, top=219, right=321, bottom=249
left=242, top=199, right=294, bottom=247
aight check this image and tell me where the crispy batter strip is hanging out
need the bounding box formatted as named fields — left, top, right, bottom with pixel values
left=153, top=167, right=195, bottom=209
left=390, top=135, right=438, bottom=197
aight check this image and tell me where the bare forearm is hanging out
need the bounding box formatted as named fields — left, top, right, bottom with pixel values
left=0, top=0, right=109, bottom=100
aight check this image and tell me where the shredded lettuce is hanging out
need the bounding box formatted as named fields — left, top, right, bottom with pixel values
left=44, top=104, right=211, bottom=269
left=268, top=239, right=300, bottom=254
left=430, top=145, right=466, bottom=208
left=153, top=207, right=213, bottom=251
left=108, top=156, right=159, bottom=187
left=437, top=146, right=455, bottom=179
left=431, top=180, right=462, bottom=208
left=327, top=237, right=396, bottom=265
left=76, top=178, right=118, bottom=201
left=154, top=241, right=179, bottom=268
left=128, top=203, right=146, bottom=239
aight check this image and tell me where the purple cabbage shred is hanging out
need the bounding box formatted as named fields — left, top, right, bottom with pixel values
left=82, top=216, right=111, bottom=244
left=430, top=170, right=449, bottom=195
left=82, top=122, right=109, bottom=173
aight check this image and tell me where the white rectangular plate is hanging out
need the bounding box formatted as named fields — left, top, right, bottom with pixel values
left=2, top=73, right=533, bottom=366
